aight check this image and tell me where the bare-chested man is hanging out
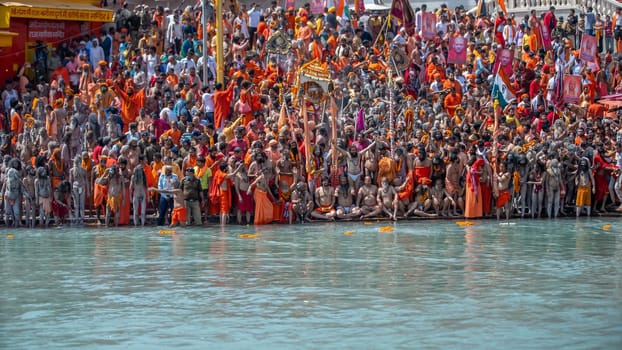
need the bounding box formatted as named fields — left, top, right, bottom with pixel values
left=35, top=167, right=52, bottom=227
left=3, top=159, right=23, bottom=227
left=336, top=141, right=376, bottom=192
left=429, top=178, right=450, bottom=216
left=149, top=180, right=187, bottom=228
left=494, top=162, right=512, bottom=221
left=311, top=176, right=336, bottom=220
left=291, top=181, right=312, bottom=223
left=575, top=157, right=595, bottom=217
left=105, top=165, right=124, bottom=227
left=335, top=175, right=361, bottom=219
left=23, top=165, right=36, bottom=228
left=377, top=176, right=399, bottom=221
left=130, top=164, right=148, bottom=226
left=127, top=139, right=141, bottom=170
left=544, top=158, right=562, bottom=219
left=69, top=155, right=88, bottom=225
left=405, top=178, right=438, bottom=218
left=276, top=151, right=296, bottom=214
left=358, top=175, right=382, bottom=219
left=445, top=151, right=465, bottom=216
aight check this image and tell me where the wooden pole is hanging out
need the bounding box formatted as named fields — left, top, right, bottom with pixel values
left=215, top=0, right=224, bottom=85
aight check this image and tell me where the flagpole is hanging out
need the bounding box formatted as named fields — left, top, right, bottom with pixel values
left=388, top=72, right=394, bottom=158
left=331, top=94, right=338, bottom=187
left=372, top=15, right=391, bottom=49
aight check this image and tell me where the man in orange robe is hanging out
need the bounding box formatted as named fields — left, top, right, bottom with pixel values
left=113, top=85, right=145, bottom=132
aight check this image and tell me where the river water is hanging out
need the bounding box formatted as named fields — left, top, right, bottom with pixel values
left=1, top=219, right=621, bottom=349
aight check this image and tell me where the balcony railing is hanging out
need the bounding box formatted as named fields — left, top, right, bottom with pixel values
left=498, top=0, right=621, bottom=16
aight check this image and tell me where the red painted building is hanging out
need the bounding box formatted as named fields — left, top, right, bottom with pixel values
left=0, top=0, right=113, bottom=78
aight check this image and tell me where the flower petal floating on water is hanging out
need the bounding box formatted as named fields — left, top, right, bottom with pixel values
left=159, top=230, right=177, bottom=235
left=238, top=233, right=260, bottom=239
left=379, top=226, right=394, bottom=233
left=602, top=224, right=612, bottom=230
left=6, top=234, right=14, bottom=239
left=456, top=221, right=474, bottom=227
left=343, top=231, right=354, bottom=236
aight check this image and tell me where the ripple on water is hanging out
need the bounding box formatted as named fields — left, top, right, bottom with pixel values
left=0, top=220, right=621, bottom=349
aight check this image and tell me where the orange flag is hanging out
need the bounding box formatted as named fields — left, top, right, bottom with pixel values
left=498, top=0, right=507, bottom=15
left=336, top=0, right=345, bottom=17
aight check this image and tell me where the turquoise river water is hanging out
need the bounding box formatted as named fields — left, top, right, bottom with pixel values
left=1, top=219, right=621, bottom=349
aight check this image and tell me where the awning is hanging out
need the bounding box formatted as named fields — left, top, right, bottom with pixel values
left=0, top=30, right=19, bottom=47
left=2, top=1, right=113, bottom=22
left=597, top=99, right=622, bottom=108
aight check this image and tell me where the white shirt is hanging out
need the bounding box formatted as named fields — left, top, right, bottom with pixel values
left=202, top=92, right=214, bottom=113
left=179, top=57, right=197, bottom=72
left=89, top=45, right=105, bottom=68
left=436, top=21, right=448, bottom=36
left=160, top=106, right=176, bottom=123
left=247, top=7, right=262, bottom=28
left=234, top=16, right=249, bottom=38
left=197, top=55, right=216, bottom=80
left=166, top=61, right=184, bottom=76
left=415, top=10, right=423, bottom=33
left=503, top=24, right=516, bottom=45
left=143, top=53, right=158, bottom=79
left=392, top=33, right=407, bottom=46
left=359, top=14, right=370, bottom=32
left=167, top=21, right=183, bottom=42
left=546, top=76, right=555, bottom=101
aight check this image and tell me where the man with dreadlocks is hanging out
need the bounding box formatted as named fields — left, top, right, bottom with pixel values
left=576, top=157, right=595, bottom=217
left=69, top=155, right=88, bottom=225
left=35, top=167, right=52, bottom=227
left=92, top=155, right=108, bottom=223
left=3, top=158, right=24, bottom=227
left=105, top=165, right=125, bottom=227
left=130, top=162, right=148, bottom=226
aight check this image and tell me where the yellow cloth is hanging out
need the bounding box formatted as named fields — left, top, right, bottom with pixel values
left=107, top=194, right=121, bottom=212
left=576, top=185, right=591, bottom=207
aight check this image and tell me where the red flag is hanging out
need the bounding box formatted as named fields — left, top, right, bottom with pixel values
left=390, top=0, right=415, bottom=31
left=354, top=0, right=365, bottom=14
left=356, top=107, right=365, bottom=134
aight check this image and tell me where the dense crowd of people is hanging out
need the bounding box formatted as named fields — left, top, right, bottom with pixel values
left=2, top=1, right=622, bottom=228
